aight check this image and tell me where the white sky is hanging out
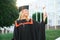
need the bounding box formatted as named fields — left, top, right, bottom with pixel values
left=16, top=0, right=57, bottom=14
left=16, top=0, right=36, bottom=7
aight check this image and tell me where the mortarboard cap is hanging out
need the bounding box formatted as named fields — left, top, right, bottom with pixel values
left=19, top=5, right=29, bottom=12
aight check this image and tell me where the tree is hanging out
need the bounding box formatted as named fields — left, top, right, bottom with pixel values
left=32, top=12, right=47, bottom=24
left=32, top=12, right=42, bottom=22
left=0, top=0, right=19, bottom=27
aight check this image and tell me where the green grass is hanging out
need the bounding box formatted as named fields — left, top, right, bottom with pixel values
left=46, top=30, right=60, bottom=40
left=0, top=30, right=60, bottom=40
left=0, top=33, right=13, bottom=40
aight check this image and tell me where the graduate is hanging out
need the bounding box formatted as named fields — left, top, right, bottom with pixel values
left=12, top=5, right=46, bottom=40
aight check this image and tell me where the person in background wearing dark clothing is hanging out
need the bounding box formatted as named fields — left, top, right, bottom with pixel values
left=12, top=5, right=47, bottom=40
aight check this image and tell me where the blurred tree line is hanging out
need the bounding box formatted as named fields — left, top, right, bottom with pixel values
left=32, top=12, right=41, bottom=22
left=32, top=12, right=47, bottom=24
left=0, top=0, right=19, bottom=27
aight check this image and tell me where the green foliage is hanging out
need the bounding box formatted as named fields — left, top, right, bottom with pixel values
left=0, top=0, right=19, bottom=27
left=32, top=12, right=47, bottom=24
left=0, top=33, right=13, bottom=40
left=46, top=30, right=60, bottom=40
left=32, top=12, right=42, bottom=22
left=32, top=12, right=36, bottom=21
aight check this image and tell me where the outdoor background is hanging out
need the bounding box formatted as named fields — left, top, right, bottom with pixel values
left=0, top=0, right=60, bottom=40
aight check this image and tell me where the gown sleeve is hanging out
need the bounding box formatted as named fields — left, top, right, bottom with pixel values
left=12, top=26, right=17, bottom=40
left=33, top=20, right=42, bottom=40
left=39, top=14, right=47, bottom=40
left=34, top=20, right=45, bottom=40
left=40, top=15, right=46, bottom=40
left=40, top=21, right=45, bottom=40
left=12, top=20, right=19, bottom=40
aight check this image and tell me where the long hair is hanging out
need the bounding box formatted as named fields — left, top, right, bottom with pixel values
left=17, top=11, right=22, bottom=20
left=18, top=11, right=30, bottom=20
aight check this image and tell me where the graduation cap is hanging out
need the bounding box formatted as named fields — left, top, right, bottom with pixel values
left=19, top=5, right=29, bottom=12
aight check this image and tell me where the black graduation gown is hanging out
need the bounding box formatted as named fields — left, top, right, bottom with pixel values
left=40, top=22, right=45, bottom=40
left=12, top=19, right=45, bottom=40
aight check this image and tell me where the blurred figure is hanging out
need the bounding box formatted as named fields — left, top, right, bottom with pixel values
left=12, top=5, right=46, bottom=40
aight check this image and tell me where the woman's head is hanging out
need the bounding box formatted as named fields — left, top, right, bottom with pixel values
left=18, top=5, right=29, bottom=20
left=19, top=9, right=29, bottom=19
left=21, top=9, right=29, bottom=17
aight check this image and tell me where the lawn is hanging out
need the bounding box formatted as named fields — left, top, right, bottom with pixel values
left=46, top=30, right=60, bottom=40
left=0, top=30, right=60, bottom=40
left=0, top=33, right=13, bottom=40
